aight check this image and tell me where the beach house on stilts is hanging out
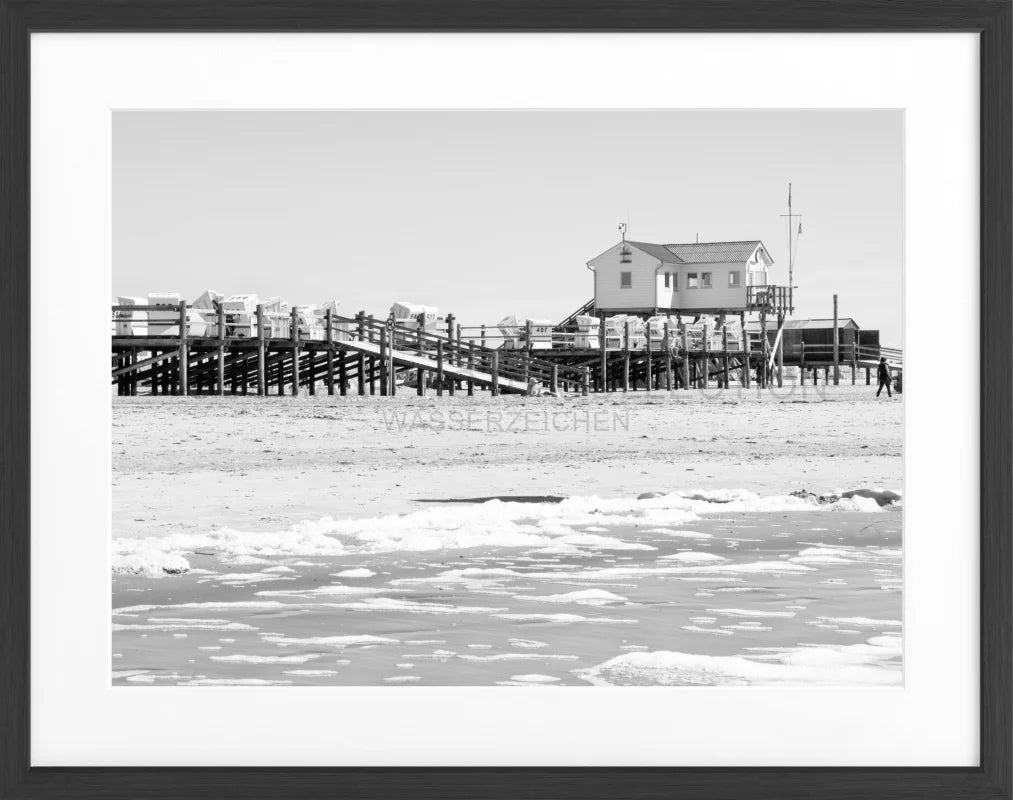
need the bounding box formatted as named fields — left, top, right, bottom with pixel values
left=586, top=237, right=778, bottom=319
left=566, top=224, right=795, bottom=389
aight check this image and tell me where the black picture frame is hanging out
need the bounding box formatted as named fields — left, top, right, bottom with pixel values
left=1, top=2, right=1010, bottom=798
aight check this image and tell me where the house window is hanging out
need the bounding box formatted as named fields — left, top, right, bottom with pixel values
left=728, top=270, right=741, bottom=287
left=663, top=272, right=670, bottom=289
left=672, top=273, right=678, bottom=291
left=687, top=272, right=699, bottom=289
left=620, top=271, right=632, bottom=289
left=701, top=272, right=712, bottom=288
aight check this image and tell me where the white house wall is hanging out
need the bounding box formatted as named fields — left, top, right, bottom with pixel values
left=656, top=267, right=678, bottom=309
left=589, top=243, right=662, bottom=311
left=676, top=260, right=748, bottom=310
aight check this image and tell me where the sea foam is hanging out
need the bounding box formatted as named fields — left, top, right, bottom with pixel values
left=576, top=634, right=902, bottom=686
left=112, top=488, right=899, bottom=572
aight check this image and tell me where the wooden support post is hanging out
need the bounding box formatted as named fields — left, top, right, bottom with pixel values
left=467, top=342, right=475, bottom=397
left=776, top=313, right=784, bottom=389
left=366, top=315, right=376, bottom=396
left=491, top=351, right=500, bottom=397
left=307, top=353, right=316, bottom=396
left=851, top=341, right=857, bottom=385
left=582, top=366, right=590, bottom=396
left=417, top=367, right=425, bottom=396
left=446, top=314, right=456, bottom=391
left=380, top=328, right=389, bottom=396
left=722, top=327, right=730, bottom=389
left=216, top=303, right=225, bottom=395
left=455, top=323, right=463, bottom=391
left=645, top=325, right=653, bottom=392
left=550, top=364, right=559, bottom=394
left=701, top=322, right=710, bottom=389
left=356, top=311, right=366, bottom=396
left=622, top=320, right=631, bottom=392
left=481, top=324, right=486, bottom=349
left=681, top=325, right=690, bottom=390
left=759, top=311, right=768, bottom=389
left=832, top=294, right=840, bottom=386
left=800, top=341, right=806, bottom=380
left=447, top=343, right=455, bottom=397
left=436, top=340, right=444, bottom=397
left=256, top=304, right=266, bottom=396
left=290, top=307, right=300, bottom=396
left=599, top=310, right=607, bottom=393
left=339, top=355, right=347, bottom=396
left=866, top=367, right=871, bottom=385
left=326, top=310, right=335, bottom=396
left=177, top=303, right=189, bottom=396
left=664, top=322, right=673, bottom=391
left=741, top=313, right=751, bottom=389
left=522, top=320, right=532, bottom=385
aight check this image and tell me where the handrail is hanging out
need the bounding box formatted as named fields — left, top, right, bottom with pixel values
left=111, top=303, right=902, bottom=372
left=332, top=312, right=584, bottom=383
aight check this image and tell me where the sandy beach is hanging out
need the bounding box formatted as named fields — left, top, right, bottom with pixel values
left=112, top=385, right=903, bottom=686
left=113, top=385, right=901, bottom=539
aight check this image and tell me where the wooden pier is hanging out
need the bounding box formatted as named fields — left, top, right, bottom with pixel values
left=112, top=302, right=899, bottom=397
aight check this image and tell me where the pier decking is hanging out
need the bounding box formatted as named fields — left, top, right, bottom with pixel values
left=112, top=304, right=900, bottom=397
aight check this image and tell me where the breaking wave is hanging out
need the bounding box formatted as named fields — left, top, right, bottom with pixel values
left=112, top=487, right=901, bottom=575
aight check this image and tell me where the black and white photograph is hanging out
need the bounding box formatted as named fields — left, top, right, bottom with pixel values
left=110, top=108, right=904, bottom=688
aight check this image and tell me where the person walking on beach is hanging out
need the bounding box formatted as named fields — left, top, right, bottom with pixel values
left=876, top=357, right=892, bottom=398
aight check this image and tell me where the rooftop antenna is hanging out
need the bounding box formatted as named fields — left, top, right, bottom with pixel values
left=779, top=182, right=803, bottom=314
left=619, top=222, right=631, bottom=263
left=696, top=232, right=699, bottom=244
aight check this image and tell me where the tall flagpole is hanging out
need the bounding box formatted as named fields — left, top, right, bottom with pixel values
left=788, top=183, right=792, bottom=314
left=780, top=183, right=802, bottom=315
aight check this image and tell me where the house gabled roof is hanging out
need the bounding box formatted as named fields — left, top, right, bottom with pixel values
left=663, top=240, right=768, bottom=264
left=784, top=318, right=860, bottom=330
left=747, top=318, right=861, bottom=331
left=626, top=241, right=684, bottom=264
left=588, top=239, right=771, bottom=267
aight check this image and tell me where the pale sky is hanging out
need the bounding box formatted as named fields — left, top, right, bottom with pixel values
left=113, top=109, right=903, bottom=344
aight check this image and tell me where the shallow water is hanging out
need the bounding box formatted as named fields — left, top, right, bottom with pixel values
left=112, top=502, right=901, bottom=686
